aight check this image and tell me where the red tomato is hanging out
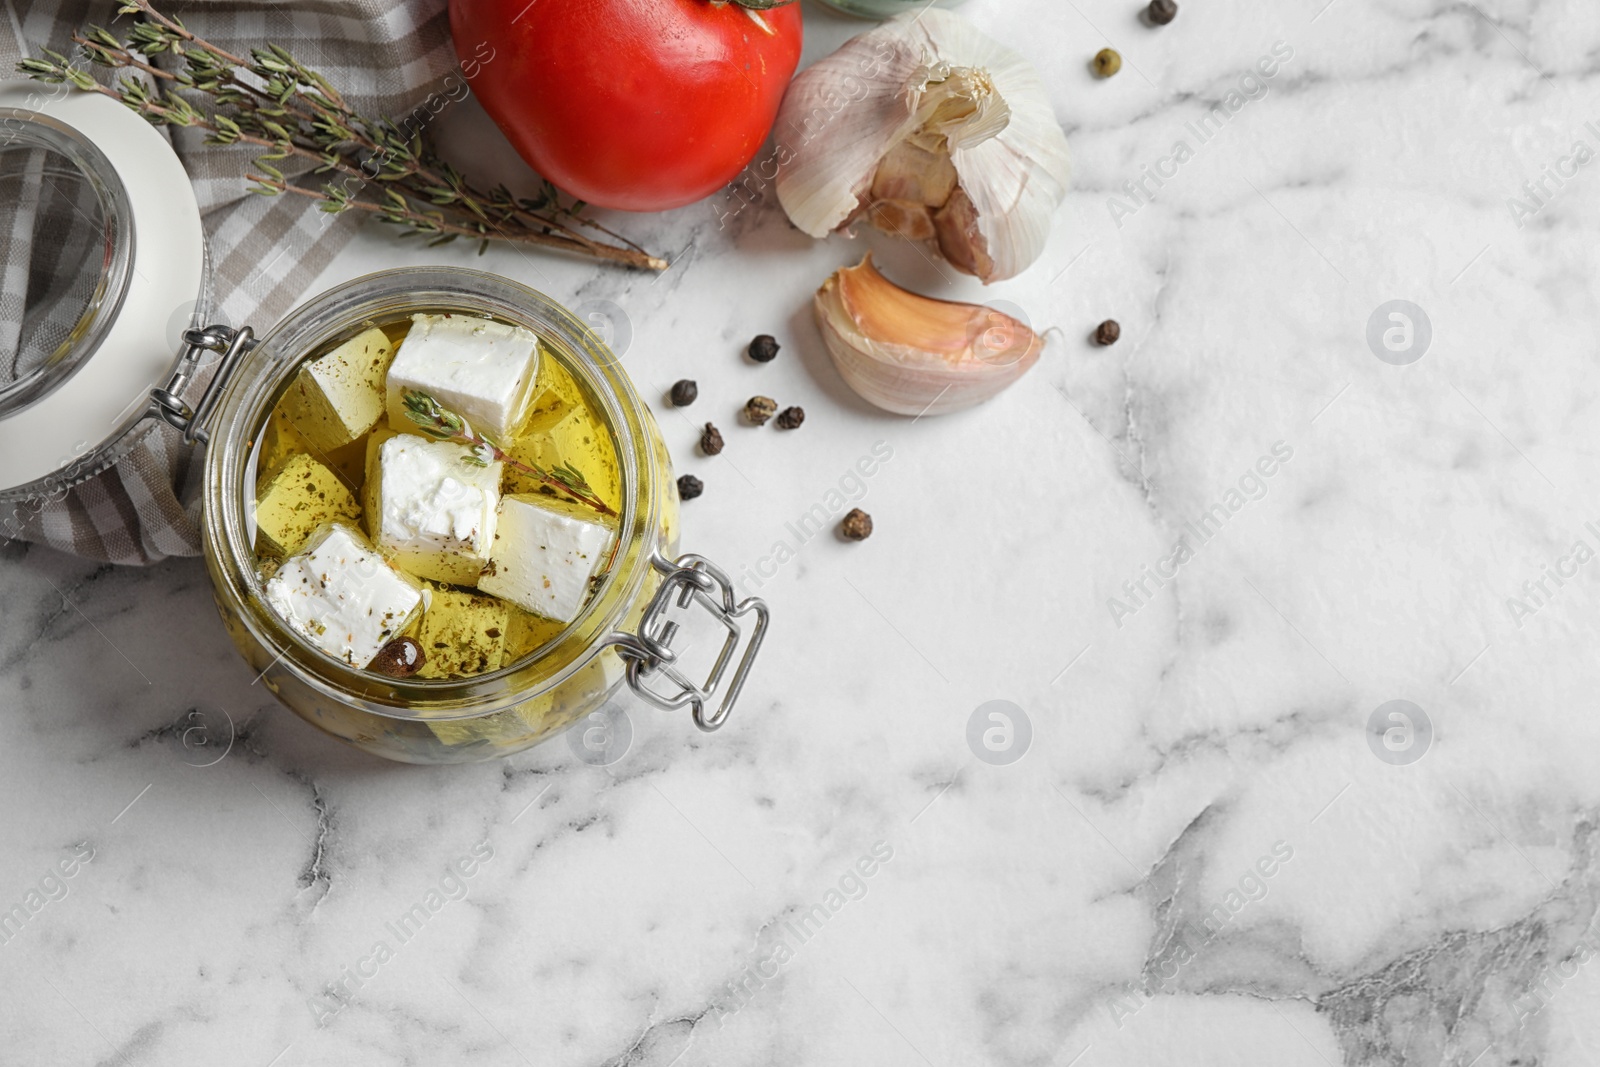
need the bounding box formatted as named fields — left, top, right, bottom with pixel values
left=450, top=0, right=802, bottom=212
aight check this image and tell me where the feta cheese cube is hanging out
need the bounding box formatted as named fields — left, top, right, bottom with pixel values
left=367, top=433, right=502, bottom=586
left=263, top=521, right=423, bottom=668
left=261, top=405, right=365, bottom=490
left=359, top=425, right=399, bottom=516
left=478, top=494, right=614, bottom=623
left=282, top=327, right=393, bottom=453
left=254, top=452, right=359, bottom=557
left=521, top=354, right=585, bottom=433
left=504, top=604, right=565, bottom=661
left=417, top=583, right=510, bottom=678
left=504, top=406, right=622, bottom=512
left=385, top=313, right=541, bottom=442
left=257, top=406, right=310, bottom=476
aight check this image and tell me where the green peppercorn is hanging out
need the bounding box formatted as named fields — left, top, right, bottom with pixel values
left=744, top=396, right=778, bottom=425
left=1093, top=48, right=1122, bottom=77
left=840, top=508, right=873, bottom=541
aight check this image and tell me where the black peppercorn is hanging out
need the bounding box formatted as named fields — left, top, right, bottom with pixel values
left=1093, top=319, right=1121, bottom=346
left=744, top=396, right=778, bottom=425
left=840, top=508, right=873, bottom=541
left=670, top=379, right=698, bottom=406
left=370, top=636, right=425, bottom=678
left=1146, top=0, right=1177, bottom=23
left=700, top=423, right=724, bottom=455
left=775, top=406, right=805, bottom=430
left=677, top=474, right=703, bottom=500
left=748, top=334, right=780, bottom=363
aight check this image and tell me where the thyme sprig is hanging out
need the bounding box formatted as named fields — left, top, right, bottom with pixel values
left=402, top=391, right=617, bottom=520
left=17, top=0, right=666, bottom=271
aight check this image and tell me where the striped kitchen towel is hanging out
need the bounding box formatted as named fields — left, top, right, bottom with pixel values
left=0, top=0, right=457, bottom=563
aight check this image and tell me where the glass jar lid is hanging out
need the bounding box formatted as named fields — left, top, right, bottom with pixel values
left=0, top=80, right=205, bottom=500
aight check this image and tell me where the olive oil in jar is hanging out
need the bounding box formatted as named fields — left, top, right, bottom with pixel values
left=248, top=312, right=623, bottom=679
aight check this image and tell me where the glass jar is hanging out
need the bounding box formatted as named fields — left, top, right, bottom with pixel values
left=192, top=267, right=769, bottom=763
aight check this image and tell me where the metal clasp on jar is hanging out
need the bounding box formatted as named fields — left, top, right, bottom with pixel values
left=147, top=324, right=256, bottom=445
left=605, top=553, right=770, bottom=731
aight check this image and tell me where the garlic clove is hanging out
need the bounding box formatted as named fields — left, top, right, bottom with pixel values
left=933, top=188, right=992, bottom=281
left=870, top=140, right=959, bottom=209
left=813, top=255, right=1042, bottom=417
left=868, top=200, right=937, bottom=241
left=866, top=140, right=956, bottom=242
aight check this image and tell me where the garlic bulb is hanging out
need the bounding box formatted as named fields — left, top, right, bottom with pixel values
left=814, top=255, right=1043, bottom=416
left=775, top=10, right=1071, bottom=283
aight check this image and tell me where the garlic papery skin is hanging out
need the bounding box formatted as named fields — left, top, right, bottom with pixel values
left=774, top=10, right=1070, bottom=283
left=814, top=255, right=1043, bottom=417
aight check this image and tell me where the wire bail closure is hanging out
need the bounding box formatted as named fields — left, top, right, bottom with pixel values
left=147, top=324, right=255, bottom=445
left=605, top=553, right=770, bottom=731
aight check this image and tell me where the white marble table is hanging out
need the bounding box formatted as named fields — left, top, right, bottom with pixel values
left=7, top=0, right=1600, bottom=1063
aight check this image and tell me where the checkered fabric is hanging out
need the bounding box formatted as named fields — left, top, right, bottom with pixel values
left=0, top=0, right=455, bottom=563
left=0, top=146, right=108, bottom=384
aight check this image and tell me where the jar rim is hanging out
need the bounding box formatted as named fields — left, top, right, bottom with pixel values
left=202, top=266, right=662, bottom=721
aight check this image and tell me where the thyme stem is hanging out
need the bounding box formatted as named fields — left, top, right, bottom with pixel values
left=250, top=177, right=665, bottom=270
left=401, top=391, right=618, bottom=520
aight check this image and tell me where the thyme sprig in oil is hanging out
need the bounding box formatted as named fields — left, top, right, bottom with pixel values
left=401, top=390, right=618, bottom=519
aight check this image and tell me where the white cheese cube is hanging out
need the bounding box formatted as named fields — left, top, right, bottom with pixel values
left=385, top=312, right=541, bottom=442
left=283, top=326, right=393, bottom=453
left=478, top=494, right=614, bottom=623
left=263, top=521, right=423, bottom=668
left=369, top=434, right=501, bottom=586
